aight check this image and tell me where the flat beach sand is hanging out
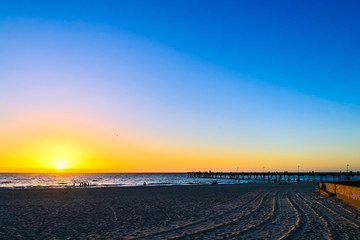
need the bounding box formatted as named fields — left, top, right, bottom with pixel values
left=1, top=183, right=359, bottom=239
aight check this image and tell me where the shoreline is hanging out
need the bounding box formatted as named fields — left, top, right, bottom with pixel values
left=0, top=181, right=317, bottom=190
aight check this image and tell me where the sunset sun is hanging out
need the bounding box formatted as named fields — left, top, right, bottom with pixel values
left=55, top=160, right=66, bottom=170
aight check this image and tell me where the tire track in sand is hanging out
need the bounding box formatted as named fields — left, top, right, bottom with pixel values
left=230, top=191, right=298, bottom=240
left=280, top=191, right=309, bottom=240
left=300, top=192, right=360, bottom=240
left=170, top=191, right=274, bottom=239
left=296, top=192, right=344, bottom=240
left=133, top=191, right=268, bottom=239
left=208, top=191, right=280, bottom=239
left=281, top=192, right=331, bottom=240
left=306, top=192, right=360, bottom=228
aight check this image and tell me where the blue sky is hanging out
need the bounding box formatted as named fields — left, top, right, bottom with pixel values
left=1, top=1, right=359, bottom=171
left=2, top=0, right=360, bottom=104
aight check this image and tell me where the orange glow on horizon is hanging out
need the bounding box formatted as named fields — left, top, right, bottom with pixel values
left=0, top=109, right=359, bottom=173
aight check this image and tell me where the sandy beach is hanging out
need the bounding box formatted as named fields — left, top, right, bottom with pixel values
left=1, top=183, right=359, bottom=239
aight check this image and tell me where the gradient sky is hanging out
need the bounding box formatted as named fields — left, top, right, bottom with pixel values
left=1, top=0, right=359, bottom=172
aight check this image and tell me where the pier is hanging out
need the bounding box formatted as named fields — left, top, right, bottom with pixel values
left=188, top=171, right=360, bottom=182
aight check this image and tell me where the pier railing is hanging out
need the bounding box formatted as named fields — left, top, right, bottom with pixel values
left=187, top=171, right=360, bottom=182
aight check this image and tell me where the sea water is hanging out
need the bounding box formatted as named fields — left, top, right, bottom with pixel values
left=0, top=173, right=239, bottom=189
left=1, top=172, right=358, bottom=189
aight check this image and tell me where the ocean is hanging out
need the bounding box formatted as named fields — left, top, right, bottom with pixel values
left=0, top=173, right=240, bottom=189
left=1, top=172, right=358, bottom=189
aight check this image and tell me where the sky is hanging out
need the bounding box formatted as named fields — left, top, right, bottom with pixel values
left=1, top=0, right=359, bottom=172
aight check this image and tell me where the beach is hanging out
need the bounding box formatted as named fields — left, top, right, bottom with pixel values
left=1, top=183, right=359, bottom=239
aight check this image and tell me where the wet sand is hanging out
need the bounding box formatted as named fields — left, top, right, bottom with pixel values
left=1, top=183, right=359, bottom=239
